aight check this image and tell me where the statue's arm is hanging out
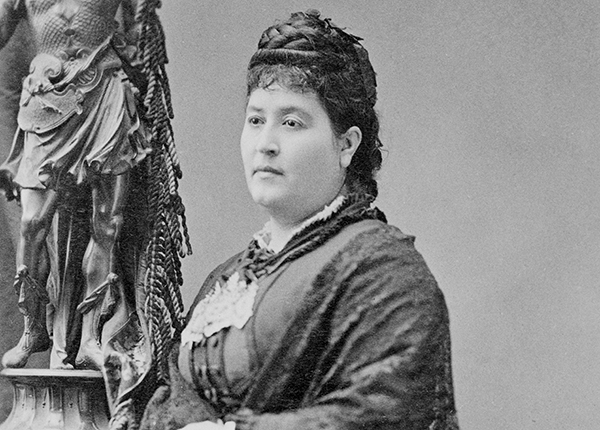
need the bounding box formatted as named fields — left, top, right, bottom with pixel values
left=0, top=0, right=25, bottom=50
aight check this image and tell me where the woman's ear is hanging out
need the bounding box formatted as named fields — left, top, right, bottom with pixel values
left=339, top=126, right=362, bottom=169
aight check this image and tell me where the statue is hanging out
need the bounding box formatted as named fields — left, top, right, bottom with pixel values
left=0, top=17, right=34, bottom=423
left=0, top=0, right=190, bottom=427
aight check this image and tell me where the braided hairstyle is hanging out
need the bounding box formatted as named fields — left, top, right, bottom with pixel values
left=247, top=10, right=383, bottom=198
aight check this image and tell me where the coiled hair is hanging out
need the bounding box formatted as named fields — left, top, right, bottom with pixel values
left=247, top=10, right=383, bottom=197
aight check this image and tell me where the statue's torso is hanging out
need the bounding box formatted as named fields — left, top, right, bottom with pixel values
left=15, top=1, right=129, bottom=140
left=25, top=0, right=121, bottom=57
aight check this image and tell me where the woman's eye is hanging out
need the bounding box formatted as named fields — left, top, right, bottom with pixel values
left=283, top=119, right=302, bottom=128
left=247, top=116, right=262, bottom=126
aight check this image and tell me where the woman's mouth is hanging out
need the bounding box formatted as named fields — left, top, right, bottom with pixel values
left=255, top=166, right=283, bottom=176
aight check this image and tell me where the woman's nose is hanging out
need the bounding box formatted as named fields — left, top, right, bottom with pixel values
left=255, top=126, right=279, bottom=155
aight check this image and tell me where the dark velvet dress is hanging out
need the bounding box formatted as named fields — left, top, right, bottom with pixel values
left=178, top=218, right=459, bottom=429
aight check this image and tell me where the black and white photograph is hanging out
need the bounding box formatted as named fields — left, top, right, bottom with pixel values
left=0, top=1, right=598, bottom=429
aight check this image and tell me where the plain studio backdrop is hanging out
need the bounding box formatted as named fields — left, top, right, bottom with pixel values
left=0, top=1, right=598, bottom=429
left=159, top=1, right=600, bottom=429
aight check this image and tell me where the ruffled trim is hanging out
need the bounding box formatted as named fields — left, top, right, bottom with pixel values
left=253, top=195, right=346, bottom=252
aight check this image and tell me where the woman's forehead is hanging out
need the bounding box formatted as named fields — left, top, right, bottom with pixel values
left=247, top=85, right=322, bottom=112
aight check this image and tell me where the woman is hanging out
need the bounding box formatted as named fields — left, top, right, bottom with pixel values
left=141, top=9, right=459, bottom=430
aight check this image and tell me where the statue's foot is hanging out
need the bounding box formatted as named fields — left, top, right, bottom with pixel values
left=75, top=339, right=104, bottom=370
left=1, top=320, right=50, bottom=368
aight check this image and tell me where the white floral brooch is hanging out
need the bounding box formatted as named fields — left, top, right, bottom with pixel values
left=181, top=272, right=259, bottom=348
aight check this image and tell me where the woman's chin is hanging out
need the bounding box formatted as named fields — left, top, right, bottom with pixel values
left=250, top=191, right=284, bottom=211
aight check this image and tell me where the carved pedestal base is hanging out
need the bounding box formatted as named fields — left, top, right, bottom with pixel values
left=0, top=369, right=109, bottom=430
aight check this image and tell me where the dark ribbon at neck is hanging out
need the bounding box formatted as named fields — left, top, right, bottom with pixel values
left=225, top=194, right=386, bottom=285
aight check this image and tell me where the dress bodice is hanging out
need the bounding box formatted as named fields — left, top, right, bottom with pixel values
left=179, top=260, right=311, bottom=409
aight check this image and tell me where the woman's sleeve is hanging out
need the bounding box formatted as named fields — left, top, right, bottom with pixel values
left=231, top=231, right=459, bottom=430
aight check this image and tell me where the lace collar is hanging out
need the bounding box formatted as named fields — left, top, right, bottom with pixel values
left=253, top=195, right=346, bottom=252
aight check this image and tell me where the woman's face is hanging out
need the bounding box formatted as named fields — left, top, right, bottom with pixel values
left=241, top=84, right=350, bottom=226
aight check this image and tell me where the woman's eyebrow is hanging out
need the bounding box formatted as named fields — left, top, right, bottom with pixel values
left=278, top=105, right=312, bottom=117
left=245, top=104, right=264, bottom=113
left=245, top=104, right=313, bottom=118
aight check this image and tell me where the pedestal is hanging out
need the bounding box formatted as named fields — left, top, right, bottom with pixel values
left=0, top=369, right=109, bottom=430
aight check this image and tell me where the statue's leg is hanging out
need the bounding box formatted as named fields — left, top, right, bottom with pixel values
left=2, top=188, right=58, bottom=368
left=50, top=192, right=91, bottom=370
left=76, top=172, right=130, bottom=369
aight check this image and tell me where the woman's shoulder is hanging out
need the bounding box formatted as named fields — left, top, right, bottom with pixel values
left=337, top=219, right=418, bottom=255
left=333, top=220, right=440, bottom=295
left=294, top=219, right=424, bottom=273
left=330, top=221, right=449, bottom=325
left=207, top=252, right=244, bottom=279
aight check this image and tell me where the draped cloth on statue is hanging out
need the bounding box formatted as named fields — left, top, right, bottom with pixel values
left=0, top=40, right=151, bottom=191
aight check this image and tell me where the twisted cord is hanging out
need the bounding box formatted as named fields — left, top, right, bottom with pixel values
left=276, top=195, right=384, bottom=265
left=227, top=194, right=386, bottom=286
left=136, top=0, right=189, bottom=383
left=110, top=1, right=190, bottom=426
left=109, top=399, right=136, bottom=430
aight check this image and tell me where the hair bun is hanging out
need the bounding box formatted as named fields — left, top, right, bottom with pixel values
left=253, top=10, right=377, bottom=106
